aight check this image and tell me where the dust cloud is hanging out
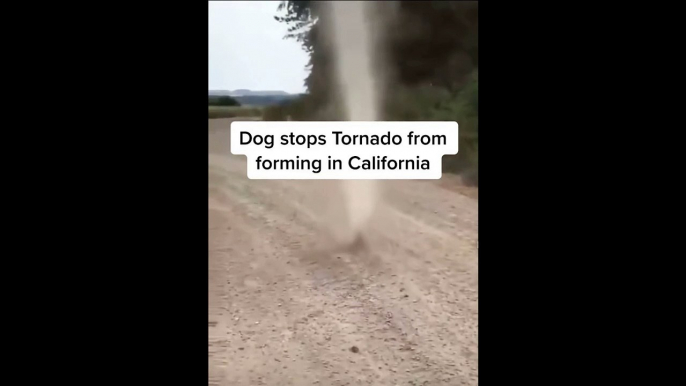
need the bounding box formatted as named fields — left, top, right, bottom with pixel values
left=320, top=1, right=385, bottom=247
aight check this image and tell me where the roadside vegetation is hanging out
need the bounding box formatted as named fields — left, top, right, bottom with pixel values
left=208, top=105, right=263, bottom=119
left=265, top=1, right=478, bottom=186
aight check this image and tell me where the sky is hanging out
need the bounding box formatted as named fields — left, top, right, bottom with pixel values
left=208, top=1, right=309, bottom=94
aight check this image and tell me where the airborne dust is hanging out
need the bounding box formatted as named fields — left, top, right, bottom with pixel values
left=320, top=1, right=386, bottom=248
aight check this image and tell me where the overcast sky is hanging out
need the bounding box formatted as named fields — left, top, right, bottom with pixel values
left=208, top=1, right=309, bottom=94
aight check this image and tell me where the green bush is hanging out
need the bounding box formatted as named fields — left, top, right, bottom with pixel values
left=208, top=95, right=241, bottom=107
left=434, top=72, right=478, bottom=183
left=384, top=70, right=478, bottom=185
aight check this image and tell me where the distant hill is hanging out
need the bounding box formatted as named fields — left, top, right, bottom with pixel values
left=209, top=89, right=291, bottom=97
left=232, top=89, right=291, bottom=97
left=208, top=89, right=303, bottom=107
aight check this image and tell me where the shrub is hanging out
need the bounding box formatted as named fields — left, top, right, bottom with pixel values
left=208, top=95, right=241, bottom=107
left=384, top=70, right=478, bottom=185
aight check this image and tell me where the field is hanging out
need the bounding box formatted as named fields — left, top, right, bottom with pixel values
left=208, top=105, right=263, bottom=119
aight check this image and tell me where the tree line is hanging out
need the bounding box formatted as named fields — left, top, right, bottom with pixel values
left=271, top=1, right=478, bottom=185
left=209, top=95, right=241, bottom=107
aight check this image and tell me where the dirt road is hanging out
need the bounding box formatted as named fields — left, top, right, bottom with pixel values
left=209, top=118, right=478, bottom=386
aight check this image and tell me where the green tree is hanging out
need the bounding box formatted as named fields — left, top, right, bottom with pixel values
left=275, top=1, right=478, bottom=184
left=216, top=96, right=241, bottom=107
left=276, top=1, right=477, bottom=94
